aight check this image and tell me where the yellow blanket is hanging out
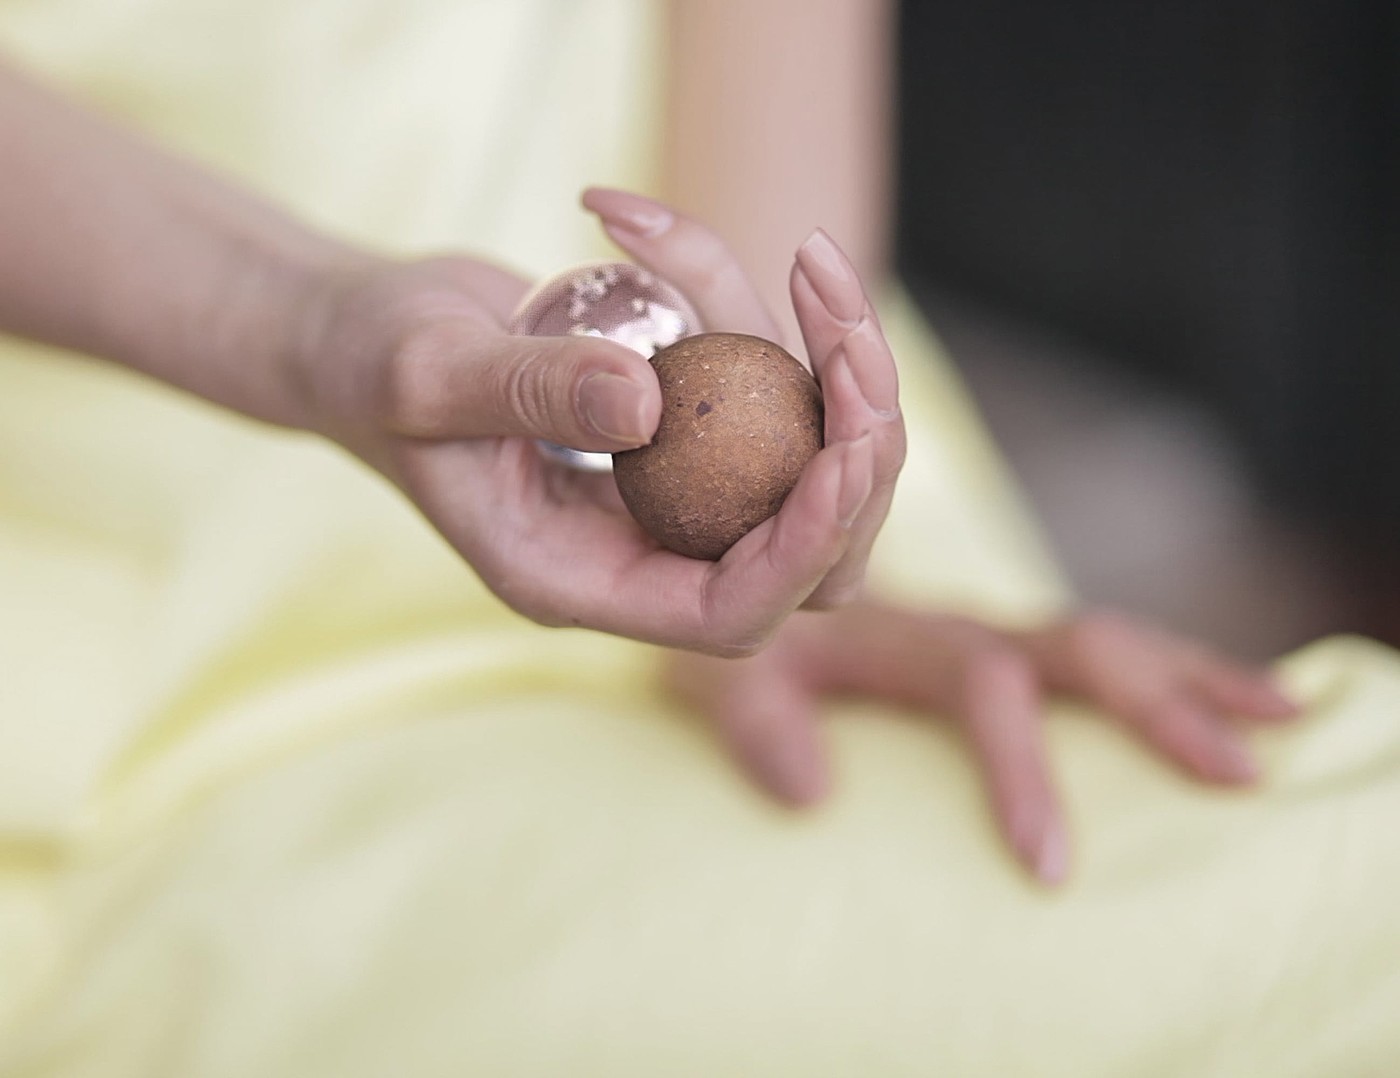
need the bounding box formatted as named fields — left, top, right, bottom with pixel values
left=2, top=1, right=1399, bottom=1074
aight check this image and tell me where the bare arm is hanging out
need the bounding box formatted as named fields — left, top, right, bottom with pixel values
left=0, top=59, right=356, bottom=426
left=661, top=0, right=895, bottom=341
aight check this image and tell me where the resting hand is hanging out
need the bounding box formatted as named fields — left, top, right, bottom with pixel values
left=664, top=604, right=1298, bottom=883
left=293, top=190, right=906, bottom=653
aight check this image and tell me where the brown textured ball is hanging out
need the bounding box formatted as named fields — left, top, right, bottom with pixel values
left=613, top=332, right=824, bottom=560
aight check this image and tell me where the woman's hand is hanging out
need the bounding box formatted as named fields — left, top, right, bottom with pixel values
left=292, top=190, right=906, bottom=653
left=0, top=53, right=903, bottom=651
left=0, top=61, right=903, bottom=652
left=664, top=603, right=1298, bottom=883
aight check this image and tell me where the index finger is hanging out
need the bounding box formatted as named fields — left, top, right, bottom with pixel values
left=581, top=187, right=785, bottom=346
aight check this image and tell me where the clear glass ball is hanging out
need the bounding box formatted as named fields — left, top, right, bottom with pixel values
left=509, top=262, right=702, bottom=472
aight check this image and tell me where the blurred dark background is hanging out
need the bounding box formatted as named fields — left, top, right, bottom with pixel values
left=896, top=0, right=1399, bottom=658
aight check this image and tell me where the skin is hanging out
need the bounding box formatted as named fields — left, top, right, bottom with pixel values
left=667, top=607, right=1298, bottom=885
left=662, top=0, right=894, bottom=343
left=0, top=5, right=1299, bottom=886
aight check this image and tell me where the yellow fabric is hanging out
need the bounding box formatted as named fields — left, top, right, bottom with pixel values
left=1, top=1, right=1398, bottom=1074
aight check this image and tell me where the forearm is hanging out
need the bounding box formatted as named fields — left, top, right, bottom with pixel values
left=661, top=0, right=895, bottom=341
left=0, top=58, right=360, bottom=427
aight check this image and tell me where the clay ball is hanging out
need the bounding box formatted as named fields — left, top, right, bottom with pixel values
left=613, top=333, right=824, bottom=560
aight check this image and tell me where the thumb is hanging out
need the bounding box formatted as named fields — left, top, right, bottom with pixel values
left=393, top=324, right=661, bottom=449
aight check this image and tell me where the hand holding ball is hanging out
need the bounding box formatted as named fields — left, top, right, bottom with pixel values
left=508, top=262, right=701, bottom=472
left=510, top=262, right=823, bottom=560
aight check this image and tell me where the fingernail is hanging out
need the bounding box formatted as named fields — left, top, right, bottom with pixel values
left=836, top=436, right=874, bottom=527
left=578, top=372, right=650, bottom=444
left=588, top=189, right=673, bottom=238
left=796, top=229, right=864, bottom=325
left=1036, top=822, right=1069, bottom=885
left=834, top=318, right=900, bottom=418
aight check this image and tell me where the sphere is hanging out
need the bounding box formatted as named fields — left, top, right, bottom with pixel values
left=613, top=333, right=824, bottom=560
left=510, top=262, right=702, bottom=473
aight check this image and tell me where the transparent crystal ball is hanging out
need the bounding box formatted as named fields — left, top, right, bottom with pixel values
left=509, top=262, right=702, bottom=472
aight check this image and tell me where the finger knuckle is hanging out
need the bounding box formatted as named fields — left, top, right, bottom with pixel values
left=500, top=345, right=564, bottom=437
left=1064, top=609, right=1131, bottom=661
left=709, top=636, right=768, bottom=660
left=967, top=643, right=1029, bottom=683
left=492, top=575, right=573, bottom=629
left=878, top=430, right=909, bottom=483
left=689, top=232, right=740, bottom=295
left=804, top=579, right=862, bottom=611
left=694, top=605, right=771, bottom=659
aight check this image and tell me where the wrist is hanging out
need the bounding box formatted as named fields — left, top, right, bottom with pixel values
left=0, top=60, right=376, bottom=431
left=192, top=225, right=375, bottom=432
left=94, top=195, right=376, bottom=432
left=235, top=233, right=377, bottom=433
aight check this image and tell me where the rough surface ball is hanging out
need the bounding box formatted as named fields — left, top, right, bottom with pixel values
left=613, top=333, right=824, bottom=560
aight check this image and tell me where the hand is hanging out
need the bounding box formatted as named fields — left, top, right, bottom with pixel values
left=664, top=604, right=1299, bottom=883
left=292, top=190, right=905, bottom=654
left=0, top=64, right=903, bottom=648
